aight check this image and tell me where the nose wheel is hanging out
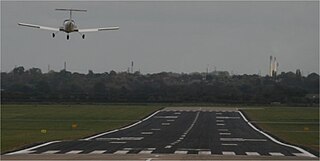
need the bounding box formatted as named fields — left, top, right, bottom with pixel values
left=82, top=34, right=85, bottom=39
left=52, top=33, right=55, bottom=38
left=67, top=34, right=69, bottom=40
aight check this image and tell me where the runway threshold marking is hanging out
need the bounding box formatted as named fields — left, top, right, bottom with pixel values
left=139, top=150, right=153, bottom=154
left=222, top=151, right=236, bottom=155
left=246, top=152, right=260, bottom=156
left=199, top=151, right=211, bottom=155
left=42, top=150, right=60, bottom=154
left=66, top=150, right=82, bottom=154
left=269, top=152, right=285, bottom=156
left=114, top=150, right=129, bottom=154
left=89, top=150, right=107, bottom=154
left=174, top=150, right=188, bottom=154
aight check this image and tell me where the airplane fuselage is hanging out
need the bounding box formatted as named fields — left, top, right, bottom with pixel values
left=61, top=19, right=78, bottom=33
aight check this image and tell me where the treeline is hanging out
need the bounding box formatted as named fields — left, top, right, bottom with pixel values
left=1, top=66, right=319, bottom=105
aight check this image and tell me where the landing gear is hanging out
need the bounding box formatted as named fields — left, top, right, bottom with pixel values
left=82, top=34, right=85, bottom=39
left=67, top=34, right=69, bottom=40
left=52, top=33, right=55, bottom=38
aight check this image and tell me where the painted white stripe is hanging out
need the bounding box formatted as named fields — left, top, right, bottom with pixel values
left=293, top=153, right=313, bottom=157
left=246, top=152, right=260, bottom=156
left=141, top=132, right=153, bottom=135
left=199, top=151, right=211, bottom=155
left=165, top=145, right=172, bottom=148
left=217, top=123, right=225, bottom=126
left=90, top=150, right=107, bottom=154
left=222, top=151, right=236, bottom=155
left=269, top=152, right=284, bottom=156
left=216, top=120, right=224, bottom=122
left=218, top=129, right=229, bottom=131
left=174, top=112, right=181, bottom=115
left=139, top=150, right=153, bottom=154
left=238, top=111, right=316, bottom=158
left=222, top=143, right=237, bottom=146
left=220, top=138, right=267, bottom=142
left=66, top=150, right=83, bottom=154
left=174, top=150, right=188, bottom=154
left=167, top=119, right=175, bottom=122
left=109, top=141, right=127, bottom=144
left=216, top=116, right=240, bottom=119
left=151, top=128, right=161, bottom=131
left=216, top=112, right=222, bottom=115
left=96, top=137, right=143, bottom=141
left=114, top=150, right=129, bottom=154
left=161, top=123, right=170, bottom=126
left=43, top=150, right=60, bottom=154
left=155, top=116, right=178, bottom=119
left=5, top=141, right=61, bottom=155
left=84, top=110, right=160, bottom=140
left=220, top=133, right=231, bottom=135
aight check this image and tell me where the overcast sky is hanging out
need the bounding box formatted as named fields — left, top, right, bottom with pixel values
left=1, top=1, right=319, bottom=75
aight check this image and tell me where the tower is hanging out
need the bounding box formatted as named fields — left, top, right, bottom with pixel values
left=269, top=56, right=273, bottom=76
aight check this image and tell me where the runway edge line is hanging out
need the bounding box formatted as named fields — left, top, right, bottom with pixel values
left=83, top=110, right=161, bottom=140
left=238, top=111, right=316, bottom=158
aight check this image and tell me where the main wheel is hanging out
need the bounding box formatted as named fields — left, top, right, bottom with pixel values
left=52, top=33, right=55, bottom=38
left=82, top=34, right=85, bottom=39
left=67, top=34, right=69, bottom=40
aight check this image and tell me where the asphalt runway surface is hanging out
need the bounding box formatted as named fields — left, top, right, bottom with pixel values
left=4, top=107, right=317, bottom=160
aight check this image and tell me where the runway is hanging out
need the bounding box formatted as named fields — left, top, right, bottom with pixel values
left=3, top=107, right=317, bottom=160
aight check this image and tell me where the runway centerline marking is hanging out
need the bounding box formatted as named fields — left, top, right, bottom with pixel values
left=168, top=111, right=200, bottom=147
left=109, top=141, right=127, bottom=144
left=174, top=150, right=188, bottom=154
left=155, top=116, right=178, bottom=119
left=141, top=132, right=153, bottom=135
left=151, top=128, right=161, bottom=131
left=222, top=143, right=238, bottom=146
left=161, top=123, right=170, bottom=126
left=220, top=133, right=231, bottom=135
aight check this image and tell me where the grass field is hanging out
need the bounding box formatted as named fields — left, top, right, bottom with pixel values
left=1, top=104, right=162, bottom=153
left=242, top=107, right=319, bottom=153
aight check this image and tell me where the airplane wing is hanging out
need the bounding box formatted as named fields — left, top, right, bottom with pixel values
left=18, top=23, right=59, bottom=31
left=78, top=27, right=119, bottom=33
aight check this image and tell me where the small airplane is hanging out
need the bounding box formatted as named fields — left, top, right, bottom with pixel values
left=18, top=8, right=119, bottom=40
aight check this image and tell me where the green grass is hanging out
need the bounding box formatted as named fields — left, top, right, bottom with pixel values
left=1, top=104, right=162, bottom=153
left=242, top=107, right=319, bottom=153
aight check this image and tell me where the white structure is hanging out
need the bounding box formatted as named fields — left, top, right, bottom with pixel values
left=269, top=56, right=279, bottom=77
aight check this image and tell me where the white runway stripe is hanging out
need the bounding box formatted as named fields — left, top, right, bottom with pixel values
left=216, top=120, right=224, bottom=122
left=246, top=152, right=260, bottom=156
left=139, top=150, right=153, bottom=154
left=221, top=143, right=237, bottom=146
left=174, top=150, right=188, bottom=154
left=141, top=132, right=153, bottom=135
left=293, top=153, right=312, bottom=157
left=43, top=150, right=60, bottom=154
left=217, top=123, right=225, bottom=126
left=199, top=151, right=211, bottom=155
left=66, top=150, right=83, bottom=154
left=269, top=152, right=284, bottom=156
left=90, top=150, right=107, bottom=154
left=161, top=123, right=170, bottom=126
left=222, top=151, right=236, bottom=155
left=220, top=133, right=231, bottom=135
left=114, top=150, right=129, bottom=154
left=218, top=129, right=229, bottom=131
